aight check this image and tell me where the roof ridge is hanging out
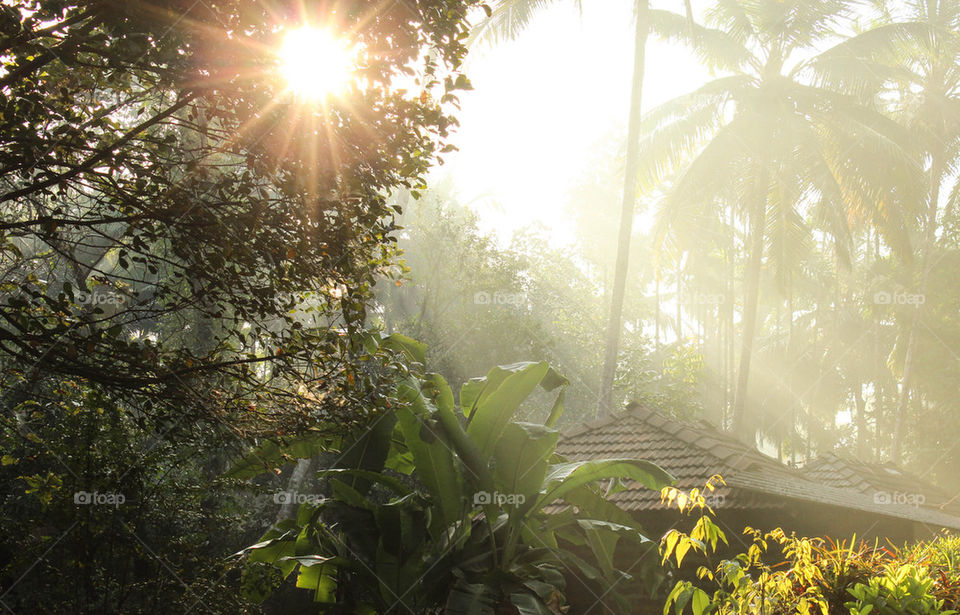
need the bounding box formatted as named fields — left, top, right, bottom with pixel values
left=560, top=408, right=640, bottom=439
left=566, top=402, right=775, bottom=467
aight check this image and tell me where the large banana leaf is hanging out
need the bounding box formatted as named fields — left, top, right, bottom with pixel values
left=534, top=459, right=674, bottom=513
left=380, top=333, right=428, bottom=364
left=460, top=361, right=566, bottom=420
left=395, top=379, right=465, bottom=533
left=492, top=421, right=558, bottom=506
left=318, top=468, right=413, bottom=498
left=445, top=581, right=497, bottom=615
left=509, top=591, right=556, bottom=615
left=225, top=431, right=331, bottom=480
left=466, top=361, right=550, bottom=456
left=335, top=411, right=398, bottom=495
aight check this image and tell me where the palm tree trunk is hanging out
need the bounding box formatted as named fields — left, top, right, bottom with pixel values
left=731, top=168, right=769, bottom=436
left=854, top=381, right=867, bottom=460
left=725, top=205, right=735, bottom=426
left=675, top=259, right=682, bottom=339
left=655, top=270, right=661, bottom=349
left=891, top=157, right=943, bottom=463
left=597, top=0, right=650, bottom=416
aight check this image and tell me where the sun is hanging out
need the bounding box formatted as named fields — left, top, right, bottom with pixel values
left=279, top=27, right=354, bottom=99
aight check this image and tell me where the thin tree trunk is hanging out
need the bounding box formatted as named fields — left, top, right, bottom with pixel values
left=731, top=169, right=769, bottom=436
left=854, top=381, right=867, bottom=460
left=597, top=0, right=650, bottom=416
left=725, top=205, right=735, bottom=426
left=676, top=259, right=682, bottom=339
left=655, top=270, right=661, bottom=350
left=874, top=380, right=883, bottom=461
left=892, top=157, right=943, bottom=463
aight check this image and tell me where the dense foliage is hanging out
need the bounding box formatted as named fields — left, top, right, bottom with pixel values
left=376, top=192, right=706, bottom=425
left=0, top=0, right=476, bottom=611
left=661, top=488, right=960, bottom=614
left=237, top=335, right=674, bottom=614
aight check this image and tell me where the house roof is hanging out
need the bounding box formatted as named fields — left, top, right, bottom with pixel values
left=557, top=404, right=960, bottom=530
left=803, top=453, right=960, bottom=516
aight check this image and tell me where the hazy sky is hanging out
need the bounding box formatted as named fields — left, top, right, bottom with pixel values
left=437, top=0, right=711, bottom=244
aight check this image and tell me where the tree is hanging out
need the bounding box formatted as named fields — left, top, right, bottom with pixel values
left=473, top=0, right=693, bottom=416
left=0, top=0, right=476, bottom=430
left=0, top=0, right=477, bottom=610
left=825, top=0, right=960, bottom=462
left=640, top=0, right=923, bottom=437
left=376, top=188, right=700, bottom=428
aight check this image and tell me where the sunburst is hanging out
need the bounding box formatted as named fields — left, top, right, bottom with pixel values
left=278, top=27, right=354, bottom=99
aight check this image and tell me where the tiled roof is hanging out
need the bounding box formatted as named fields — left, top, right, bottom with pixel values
left=803, top=453, right=960, bottom=516
left=557, top=404, right=960, bottom=530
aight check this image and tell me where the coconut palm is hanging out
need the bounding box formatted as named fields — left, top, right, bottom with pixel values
left=820, top=0, right=960, bottom=461
left=473, top=0, right=692, bottom=416
left=642, top=0, right=925, bottom=437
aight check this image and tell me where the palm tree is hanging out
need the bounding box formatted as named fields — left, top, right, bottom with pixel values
left=473, top=0, right=692, bottom=416
left=642, top=0, right=924, bottom=437
left=823, top=0, right=960, bottom=462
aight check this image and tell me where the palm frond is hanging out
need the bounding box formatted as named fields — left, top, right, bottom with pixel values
left=649, top=9, right=756, bottom=74
left=653, top=113, right=759, bottom=251
left=704, top=0, right=758, bottom=46
left=635, top=86, right=738, bottom=192
left=801, top=21, right=950, bottom=97
left=468, top=0, right=568, bottom=45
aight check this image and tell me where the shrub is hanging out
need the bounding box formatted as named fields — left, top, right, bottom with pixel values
left=660, top=488, right=960, bottom=615
left=233, top=334, right=675, bottom=614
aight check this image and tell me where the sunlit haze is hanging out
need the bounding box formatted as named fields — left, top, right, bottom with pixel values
left=442, top=0, right=710, bottom=244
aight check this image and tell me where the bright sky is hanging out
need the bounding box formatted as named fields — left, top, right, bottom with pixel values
left=437, top=0, right=712, bottom=245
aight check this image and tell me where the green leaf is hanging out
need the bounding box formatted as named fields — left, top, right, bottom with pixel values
left=336, top=412, right=398, bottom=495
left=445, top=581, right=496, bottom=615
left=241, top=527, right=299, bottom=579
left=691, top=588, right=710, bottom=615
left=318, top=468, right=413, bottom=497
left=224, top=432, right=329, bottom=480
left=578, top=519, right=621, bottom=580
left=329, top=478, right=375, bottom=510
left=297, top=562, right=338, bottom=603
left=560, top=483, right=648, bottom=531
left=509, top=592, right=554, bottom=615
left=534, top=459, right=674, bottom=513
left=461, top=362, right=565, bottom=421
left=375, top=493, right=428, bottom=557
left=466, top=361, right=550, bottom=456
left=544, top=386, right=566, bottom=428
left=425, top=372, right=455, bottom=412
left=381, top=333, right=427, bottom=364
left=492, top=422, right=558, bottom=504
left=395, top=381, right=464, bottom=532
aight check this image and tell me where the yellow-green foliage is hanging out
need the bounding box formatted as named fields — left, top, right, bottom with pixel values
left=660, top=481, right=960, bottom=615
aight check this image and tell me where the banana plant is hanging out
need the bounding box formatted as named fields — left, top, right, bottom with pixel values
left=234, top=333, right=674, bottom=614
